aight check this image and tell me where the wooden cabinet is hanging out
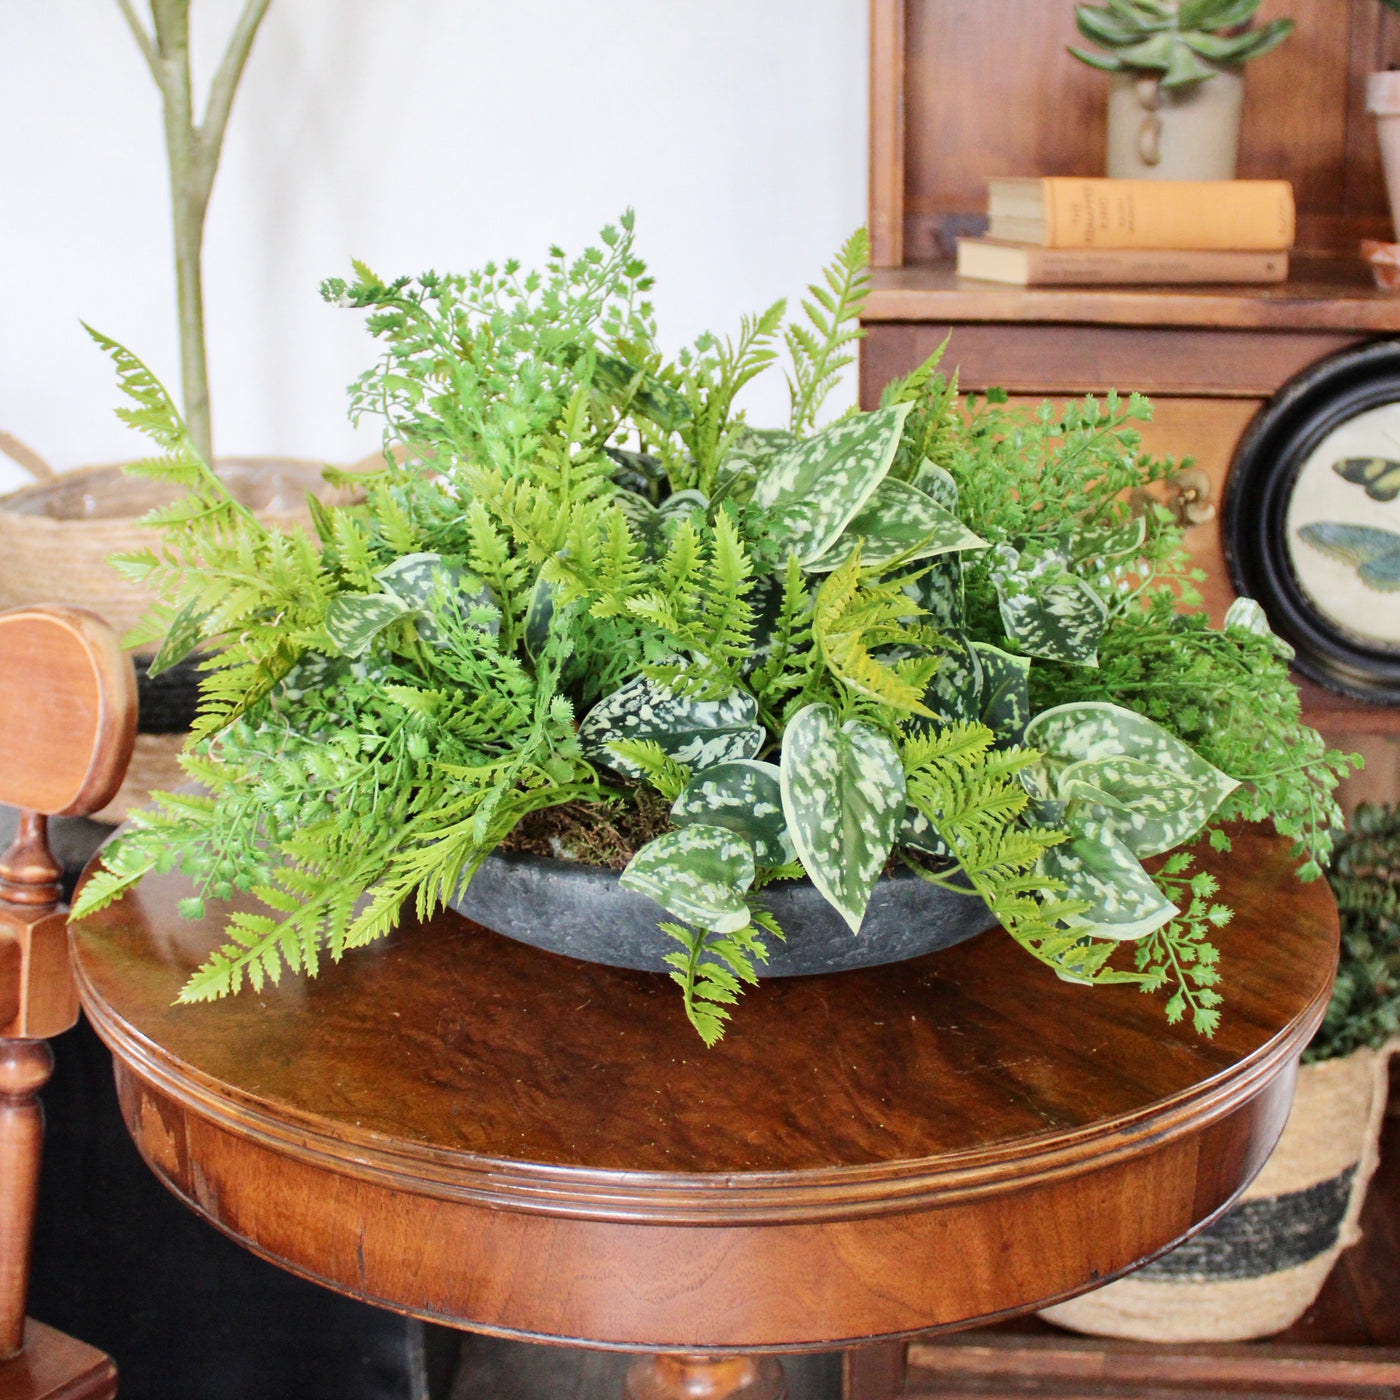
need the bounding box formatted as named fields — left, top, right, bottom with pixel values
left=859, top=0, right=1400, bottom=813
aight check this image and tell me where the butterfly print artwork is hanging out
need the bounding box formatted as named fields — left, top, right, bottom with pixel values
left=1331, top=457, right=1400, bottom=503
left=1296, top=522, right=1400, bottom=593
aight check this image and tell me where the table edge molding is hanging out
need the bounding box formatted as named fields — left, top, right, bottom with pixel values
left=74, top=954, right=1330, bottom=1227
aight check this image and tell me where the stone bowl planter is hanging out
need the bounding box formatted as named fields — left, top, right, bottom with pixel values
left=450, top=851, right=995, bottom=977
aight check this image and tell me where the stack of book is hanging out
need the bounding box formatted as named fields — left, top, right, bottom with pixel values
left=955, top=177, right=1295, bottom=287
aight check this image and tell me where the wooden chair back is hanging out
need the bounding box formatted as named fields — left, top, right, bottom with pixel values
left=0, top=604, right=133, bottom=1398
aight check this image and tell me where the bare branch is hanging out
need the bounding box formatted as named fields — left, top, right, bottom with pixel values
left=198, top=0, right=272, bottom=184
left=114, top=0, right=164, bottom=89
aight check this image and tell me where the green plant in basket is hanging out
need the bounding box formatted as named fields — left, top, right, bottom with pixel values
left=73, top=214, right=1354, bottom=1044
left=1069, top=1, right=1293, bottom=86
left=1306, top=802, right=1400, bottom=1063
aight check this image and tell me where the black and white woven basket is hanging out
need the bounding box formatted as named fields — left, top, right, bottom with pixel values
left=1039, top=1038, right=1399, bottom=1342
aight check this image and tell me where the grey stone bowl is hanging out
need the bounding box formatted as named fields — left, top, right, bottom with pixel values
left=448, top=850, right=995, bottom=977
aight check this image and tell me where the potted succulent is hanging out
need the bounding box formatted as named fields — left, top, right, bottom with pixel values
left=1069, top=0, right=1294, bottom=180
left=1363, top=2, right=1400, bottom=285
left=1041, top=801, right=1400, bottom=1340
left=73, top=216, right=1353, bottom=1044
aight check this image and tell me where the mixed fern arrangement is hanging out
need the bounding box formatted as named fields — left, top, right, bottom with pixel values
left=73, top=214, right=1354, bottom=1044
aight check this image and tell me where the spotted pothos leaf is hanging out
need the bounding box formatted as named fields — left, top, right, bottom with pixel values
left=988, top=540, right=1107, bottom=666
left=620, top=824, right=756, bottom=933
left=1025, top=701, right=1239, bottom=856
left=324, top=591, right=410, bottom=658
left=970, top=642, right=1032, bottom=744
left=780, top=704, right=906, bottom=933
left=916, top=632, right=984, bottom=724
left=751, top=402, right=913, bottom=564
left=899, top=803, right=952, bottom=858
left=910, top=457, right=958, bottom=509
left=376, top=552, right=498, bottom=643
left=578, top=673, right=764, bottom=779
left=147, top=594, right=209, bottom=677
left=808, top=477, right=987, bottom=572
left=1040, top=820, right=1179, bottom=942
left=671, top=760, right=795, bottom=867
left=613, top=489, right=709, bottom=559
left=593, top=354, right=691, bottom=433
left=714, top=425, right=799, bottom=498
left=1224, top=596, right=1295, bottom=659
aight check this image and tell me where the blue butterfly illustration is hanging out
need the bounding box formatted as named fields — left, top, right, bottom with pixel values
left=1296, top=522, right=1400, bottom=593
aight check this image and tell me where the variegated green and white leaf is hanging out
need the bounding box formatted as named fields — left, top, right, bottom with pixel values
left=523, top=575, right=555, bottom=660
left=671, top=760, right=795, bottom=867
left=614, top=489, right=709, bottom=559
left=1073, top=515, right=1147, bottom=565
left=1224, top=596, right=1295, bottom=659
left=971, top=642, right=1032, bottom=743
left=808, top=477, right=987, bottom=572
left=916, top=633, right=984, bottom=725
left=593, top=354, right=691, bottom=433
left=1025, top=701, right=1239, bottom=855
left=604, top=446, right=667, bottom=498
left=899, top=556, right=963, bottom=631
left=1039, top=821, right=1179, bottom=941
left=744, top=571, right=787, bottom=674
left=751, top=402, right=913, bottom=564
left=324, top=591, right=410, bottom=658
left=147, top=595, right=209, bottom=677
left=910, top=457, right=958, bottom=510
left=714, top=426, right=799, bottom=500
left=988, top=541, right=1107, bottom=667
left=620, top=825, right=755, bottom=934
left=1058, top=756, right=1219, bottom=857
left=899, top=803, right=952, bottom=858
left=780, top=704, right=907, bottom=934
left=578, top=674, right=764, bottom=778
left=376, top=552, right=498, bottom=642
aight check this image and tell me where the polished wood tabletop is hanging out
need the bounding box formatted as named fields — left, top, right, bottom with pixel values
left=69, top=826, right=1337, bottom=1353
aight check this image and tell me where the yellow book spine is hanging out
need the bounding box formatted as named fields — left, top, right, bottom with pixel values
left=1042, top=179, right=1295, bottom=250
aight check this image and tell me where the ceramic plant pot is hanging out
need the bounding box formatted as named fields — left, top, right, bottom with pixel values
left=1037, top=1038, right=1400, bottom=1341
left=450, top=850, right=995, bottom=977
left=1368, top=72, right=1400, bottom=243
left=1106, top=69, right=1245, bottom=180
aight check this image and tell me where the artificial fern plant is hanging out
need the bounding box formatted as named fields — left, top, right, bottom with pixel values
left=74, top=214, right=1354, bottom=1045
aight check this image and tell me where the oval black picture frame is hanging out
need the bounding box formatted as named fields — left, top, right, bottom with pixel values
left=1223, top=339, right=1400, bottom=705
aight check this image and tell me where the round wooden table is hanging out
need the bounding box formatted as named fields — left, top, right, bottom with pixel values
left=70, top=827, right=1336, bottom=1400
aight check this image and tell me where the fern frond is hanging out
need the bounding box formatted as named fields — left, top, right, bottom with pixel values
left=785, top=228, right=871, bottom=434
left=813, top=549, right=937, bottom=715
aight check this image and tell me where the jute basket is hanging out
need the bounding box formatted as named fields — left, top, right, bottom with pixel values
left=0, top=436, right=366, bottom=822
left=1039, top=1037, right=1400, bottom=1342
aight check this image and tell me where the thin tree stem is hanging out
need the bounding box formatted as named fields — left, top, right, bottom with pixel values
left=124, top=0, right=272, bottom=466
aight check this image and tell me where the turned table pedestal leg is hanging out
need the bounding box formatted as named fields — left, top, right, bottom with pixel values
left=626, top=1355, right=787, bottom=1400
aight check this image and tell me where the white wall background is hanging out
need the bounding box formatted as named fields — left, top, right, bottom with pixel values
left=0, top=1, right=867, bottom=493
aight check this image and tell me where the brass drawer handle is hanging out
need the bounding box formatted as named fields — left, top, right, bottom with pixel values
left=1169, top=467, right=1216, bottom=527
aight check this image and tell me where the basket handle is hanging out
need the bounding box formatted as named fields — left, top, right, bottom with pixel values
left=0, top=434, right=54, bottom=481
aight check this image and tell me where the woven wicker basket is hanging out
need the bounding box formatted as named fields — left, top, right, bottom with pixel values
left=1, top=437, right=365, bottom=822
left=1039, top=1038, right=1400, bottom=1342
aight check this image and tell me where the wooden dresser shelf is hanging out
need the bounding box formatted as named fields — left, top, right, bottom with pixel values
left=866, top=257, right=1400, bottom=332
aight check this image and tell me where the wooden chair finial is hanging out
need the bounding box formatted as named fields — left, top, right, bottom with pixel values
left=0, top=605, right=131, bottom=1397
